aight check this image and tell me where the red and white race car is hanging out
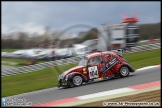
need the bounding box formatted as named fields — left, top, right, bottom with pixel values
left=58, top=50, right=135, bottom=88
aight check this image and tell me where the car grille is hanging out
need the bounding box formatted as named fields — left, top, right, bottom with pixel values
left=58, top=79, right=62, bottom=86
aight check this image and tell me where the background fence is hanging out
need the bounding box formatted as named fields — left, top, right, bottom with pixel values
left=1, top=42, right=161, bottom=77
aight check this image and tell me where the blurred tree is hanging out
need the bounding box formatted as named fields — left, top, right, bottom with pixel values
left=17, top=32, right=28, bottom=48
left=1, top=22, right=161, bottom=49
left=79, top=28, right=98, bottom=43
left=139, top=22, right=160, bottom=40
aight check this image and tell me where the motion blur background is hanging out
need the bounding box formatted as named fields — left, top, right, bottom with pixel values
left=2, top=2, right=161, bottom=62
left=1, top=2, right=161, bottom=105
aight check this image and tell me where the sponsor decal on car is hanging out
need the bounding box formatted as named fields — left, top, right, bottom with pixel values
left=101, top=57, right=119, bottom=73
left=88, top=66, right=99, bottom=79
left=94, top=77, right=103, bottom=81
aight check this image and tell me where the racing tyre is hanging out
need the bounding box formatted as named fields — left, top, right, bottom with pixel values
left=119, top=66, right=130, bottom=77
left=70, top=75, right=83, bottom=87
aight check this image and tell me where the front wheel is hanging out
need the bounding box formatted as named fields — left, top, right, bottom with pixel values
left=119, top=66, right=130, bottom=77
left=70, top=75, right=83, bottom=87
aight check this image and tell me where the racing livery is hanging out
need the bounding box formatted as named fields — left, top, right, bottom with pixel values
left=58, top=50, right=135, bottom=88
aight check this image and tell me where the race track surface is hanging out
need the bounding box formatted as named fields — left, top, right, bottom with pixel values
left=5, top=67, right=160, bottom=105
left=78, top=90, right=161, bottom=107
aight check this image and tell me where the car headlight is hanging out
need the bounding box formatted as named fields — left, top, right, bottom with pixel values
left=58, top=75, right=60, bottom=81
left=65, top=75, right=68, bottom=81
left=58, top=74, right=64, bottom=80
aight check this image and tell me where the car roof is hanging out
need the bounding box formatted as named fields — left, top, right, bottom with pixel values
left=86, top=51, right=116, bottom=59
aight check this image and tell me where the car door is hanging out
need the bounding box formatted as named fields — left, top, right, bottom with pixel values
left=87, top=55, right=104, bottom=80
left=101, top=53, right=119, bottom=77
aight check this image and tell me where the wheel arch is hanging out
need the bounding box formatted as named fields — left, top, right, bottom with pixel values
left=67, top=72, right=87, bottom=82
left=121, top=63, right=135, bottom=72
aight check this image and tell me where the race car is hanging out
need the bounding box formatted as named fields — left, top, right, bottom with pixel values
left=58, top=49, right=135, bottom=88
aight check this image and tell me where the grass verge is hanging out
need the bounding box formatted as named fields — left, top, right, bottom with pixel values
left=2, top=49, right=160, bottom=97
left=2, top=49, right=21, bottom=52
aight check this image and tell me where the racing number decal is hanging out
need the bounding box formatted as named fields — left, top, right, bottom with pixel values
left=88, top=66, right=99, bottom=79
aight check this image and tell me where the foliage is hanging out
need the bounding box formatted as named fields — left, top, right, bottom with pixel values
left=138, top=22, right=161, bottom=40
left=1, top=22, right=160, bottom=49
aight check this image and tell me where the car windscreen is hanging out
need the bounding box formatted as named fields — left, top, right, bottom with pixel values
left=78, top=57, right=87, bottom=66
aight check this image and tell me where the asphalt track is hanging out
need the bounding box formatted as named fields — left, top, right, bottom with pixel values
left=5, top=66, right=160, bottom=105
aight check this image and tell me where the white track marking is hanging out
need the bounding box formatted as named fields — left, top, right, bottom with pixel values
left=136, top=66, right=159, bottom=71
left=77, top=88, right=134, bottom=100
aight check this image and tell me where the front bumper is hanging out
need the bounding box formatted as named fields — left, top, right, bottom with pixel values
left=58, top=79, right=68, bottom=88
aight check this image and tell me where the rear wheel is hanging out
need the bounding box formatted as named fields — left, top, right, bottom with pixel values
left=119, top=66, right=130, bottom=77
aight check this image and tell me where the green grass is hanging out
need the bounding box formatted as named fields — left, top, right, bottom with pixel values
left=2, top=49, right=160, bottom=97
left=2, top=49, right=21, bottom=52
left=123, top=49, right=161, bottom=69
left=2, top=63, right=77, bottom=97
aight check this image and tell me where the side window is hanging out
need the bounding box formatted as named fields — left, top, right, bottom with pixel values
left=88, top=56, right=102, bottom=66
left=104, top=54, right=110, bottom=58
